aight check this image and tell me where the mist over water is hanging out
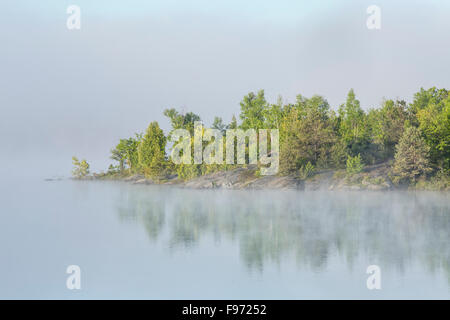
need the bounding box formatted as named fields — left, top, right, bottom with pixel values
left=1, top=0, right=450, bottom=178
left=1, top=179, right=448, bottom=299
left=1, top=0, right=450, bottom=302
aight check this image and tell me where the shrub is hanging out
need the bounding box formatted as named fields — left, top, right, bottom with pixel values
left=177, top=164, right=201, bottom=181
left=299, top=162, right=315, bottom=179
left=346, top=154, right=364, bottom=176
left=72, top=156, right=90, bottom=178
left=415, top=169, right=450, bottom=190
left=333, top=170, right=346, bottom=180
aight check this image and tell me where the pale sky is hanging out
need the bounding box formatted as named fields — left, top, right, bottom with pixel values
left=1, top=0, right=449, bottom=177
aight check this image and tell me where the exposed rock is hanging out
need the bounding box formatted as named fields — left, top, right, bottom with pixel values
left=246, top=175, right=303, bottom=190
left=105, top=162, right=400, bottom=191
left=182, top=167, right=304, bottom=190
left=174, top=164, right=395, bottom=191
left=132, top=178, right=154, bottom=185
left=367, top=184, right=386, bottom=191
left=304, top=171, right=334, bottom=191
left=123, top=174, right=145, bottom=182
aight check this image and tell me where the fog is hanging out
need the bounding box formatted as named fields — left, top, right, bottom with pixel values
left=1, top=180, right=449, bottom=298
left=1, top=0, right=449, bottom=177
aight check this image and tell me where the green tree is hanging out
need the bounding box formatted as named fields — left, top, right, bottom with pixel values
left=228, top=115, right=238, bottom=129
left=163, top=108, right=201, bottom=137
left=330, top=140, right=348, bottom=168
left=72, top=156, right=90, bottom=178
left=110, top=133, right=142, bottom=173
left=346, top=154, right=364, bottom=176
left=409, top=87, right=449, bottom=120
left=126, top=134, right=142, bottom=172
left=368, top=99, right=408, bottom=160
left=416, top=95, right=450, bottom=169
left=110, top=141, right=126, bottom=172
left=338, top=89, right=370, bottom=159
left=263, top=95, right=285, bottom=129
left=239, top=90, right=267, bottom=130
left=280, top=95, right=336, bottom=174
left=294, top=94, right=330, bottom=118
left=138, top=122, right=167, bottom=178
left=212, top=116, right=226, bottom=134
left=391, top=126, right=432, bottom=185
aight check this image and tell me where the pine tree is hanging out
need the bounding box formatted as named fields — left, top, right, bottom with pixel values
left=138, top=122, right=167, bottom=178
left=392, top=126, right=432, bottom=184
left=228, top=115, right=238, bottom=129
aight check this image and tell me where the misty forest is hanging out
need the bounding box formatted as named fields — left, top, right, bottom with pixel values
left=72, top=87, right=450, bottom=190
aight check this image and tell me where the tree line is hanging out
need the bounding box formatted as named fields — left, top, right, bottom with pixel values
left=73, top=87, right=449, bottom=187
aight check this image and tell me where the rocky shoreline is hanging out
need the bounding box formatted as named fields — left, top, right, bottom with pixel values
left=90, top=163, right=397, bottom=191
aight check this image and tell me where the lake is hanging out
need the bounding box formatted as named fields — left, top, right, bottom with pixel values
left=0, top=179, right=449, bottom=299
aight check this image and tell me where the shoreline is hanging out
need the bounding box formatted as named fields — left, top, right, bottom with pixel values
left=70, top=162, right=448, bottom=191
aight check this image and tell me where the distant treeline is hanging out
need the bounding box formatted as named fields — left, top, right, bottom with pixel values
left=73, top=87, right=449, bottom=187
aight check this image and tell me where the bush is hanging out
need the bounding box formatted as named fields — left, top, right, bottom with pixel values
left=333, top=170, right=346, bottom=180
left=371, top=177, right=384, bottom=185
left=177, top=164, right=201, bottom=181
left=415, top=169, right=450, bottom=190
left=299, top=162, right=315, bottom=179
left=72, top=156, right=90, bottom=178
left=433, top=169, right=450, bottom=190
left=346, top=154, right=364, bottom=176
left=107, top=164, right=119, bottom=174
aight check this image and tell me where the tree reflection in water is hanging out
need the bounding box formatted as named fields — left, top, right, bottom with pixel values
left=115, top=186, right=450, bottom=281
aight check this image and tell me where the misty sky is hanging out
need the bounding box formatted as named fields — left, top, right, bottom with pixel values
left=1, top=0, right=449, bottom=177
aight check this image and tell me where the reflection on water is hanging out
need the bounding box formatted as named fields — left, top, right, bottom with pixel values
left=115, top=186, right=450, bottom=282
left=1, top=179, right=448, bottom=299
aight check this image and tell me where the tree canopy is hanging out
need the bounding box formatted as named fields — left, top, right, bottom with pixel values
left=91, top=86, right=449, bottom=187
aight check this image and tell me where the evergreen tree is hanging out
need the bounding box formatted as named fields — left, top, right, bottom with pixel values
left=138, top=122, right=167, bottom=178
left=392, top=126, right=432, bottom=184
left=228, top=115, right=238, bottom=129
left=212, top=116, right=226, bottom=134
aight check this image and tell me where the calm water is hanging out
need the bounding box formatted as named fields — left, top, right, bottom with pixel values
left=0, top=179, right=449, bottom=299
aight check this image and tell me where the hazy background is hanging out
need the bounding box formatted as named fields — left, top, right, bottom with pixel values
left=1, top=0, right=449, bottom=178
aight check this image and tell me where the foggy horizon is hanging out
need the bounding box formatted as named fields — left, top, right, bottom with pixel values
left=1, top=1, right=450, bottom=305
left=1, top=0, right=449, bottom=177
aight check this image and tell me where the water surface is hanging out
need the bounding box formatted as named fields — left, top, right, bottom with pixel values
left=0, top=179, right=449, bottom=299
